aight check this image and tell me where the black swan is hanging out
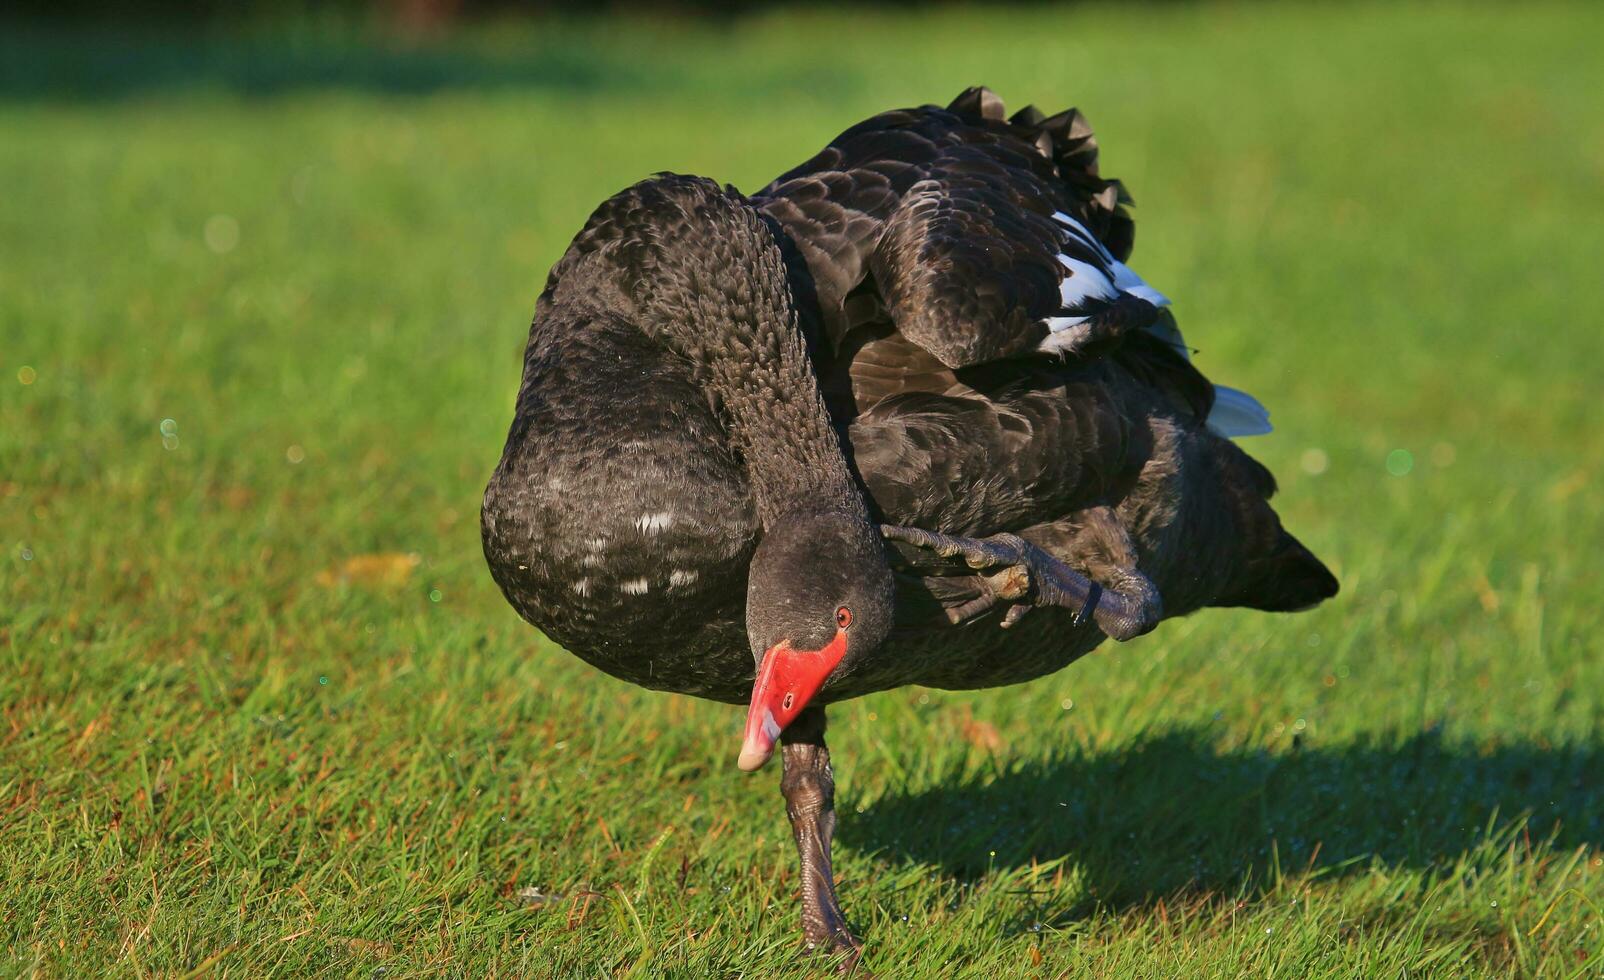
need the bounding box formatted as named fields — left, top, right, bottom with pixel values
left=482, top=87, right=1337, bottom=957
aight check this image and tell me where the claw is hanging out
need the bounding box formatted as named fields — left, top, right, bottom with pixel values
left=880, top=523, right=1162, bottom=640
left=983, top=563, right=1032, bottom=602
left=882, top=525, right=1026, bottom=572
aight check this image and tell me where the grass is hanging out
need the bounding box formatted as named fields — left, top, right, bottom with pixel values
left=3, top=2, right=1603, bottom=975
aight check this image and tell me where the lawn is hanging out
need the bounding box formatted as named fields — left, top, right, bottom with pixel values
left=3, top=2, right=1603, bottom=976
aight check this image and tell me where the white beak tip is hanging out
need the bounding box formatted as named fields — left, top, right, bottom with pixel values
left=736, top=743, right=773, bottom=772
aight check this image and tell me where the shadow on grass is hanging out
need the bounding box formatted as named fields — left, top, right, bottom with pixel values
left=850, top=728, right=1600, bottom=907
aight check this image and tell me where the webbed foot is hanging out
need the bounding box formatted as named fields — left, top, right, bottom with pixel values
left=880, top=524, right=1161, bottom=640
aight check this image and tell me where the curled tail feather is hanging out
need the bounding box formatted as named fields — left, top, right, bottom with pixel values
left=946, top=86, right=1135, bottom=261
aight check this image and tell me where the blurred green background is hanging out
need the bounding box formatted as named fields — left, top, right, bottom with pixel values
left=3, top=3, right=1602, bottom=976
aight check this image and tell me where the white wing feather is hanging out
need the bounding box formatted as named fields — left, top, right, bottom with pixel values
left=1207, top=385, right=1273, bottom=437
left=1042, top=213, right=1270, bottom=438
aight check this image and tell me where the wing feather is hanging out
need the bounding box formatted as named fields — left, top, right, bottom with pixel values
left=756, top=87, right=1265, bottom=439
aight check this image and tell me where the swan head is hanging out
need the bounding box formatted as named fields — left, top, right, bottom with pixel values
left=736, top=510, right=894, bottom=770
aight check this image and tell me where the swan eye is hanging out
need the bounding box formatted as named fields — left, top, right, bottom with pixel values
left=835, top=606, right=853, bottom=630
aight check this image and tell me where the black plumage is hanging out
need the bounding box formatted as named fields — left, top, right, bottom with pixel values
left=481, top=88, right=1337, bottom=957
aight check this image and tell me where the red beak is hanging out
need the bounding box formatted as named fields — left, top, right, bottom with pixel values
left=736, top=629, right=848, bottom=771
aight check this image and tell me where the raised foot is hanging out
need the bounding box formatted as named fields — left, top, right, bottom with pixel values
left=881, top=524, right=1162, bottom=640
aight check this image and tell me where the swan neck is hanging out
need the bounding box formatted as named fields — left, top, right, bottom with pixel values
left=640, top=182, right=866, bottom=528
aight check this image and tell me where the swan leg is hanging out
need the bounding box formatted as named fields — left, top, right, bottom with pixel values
left=779, top=706, right=861, bottom=966
left=881, top=522, right=1161, bottom=640
left=1054, top=506, right=1164, bottom=629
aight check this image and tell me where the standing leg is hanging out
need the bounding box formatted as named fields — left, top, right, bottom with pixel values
left=779, top=706, right=860, bottom=962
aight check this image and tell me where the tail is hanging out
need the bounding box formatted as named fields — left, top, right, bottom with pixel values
left=1210, top=442, right=1339, bottom=613
left=1221, top=527, right=1340, bottom=612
